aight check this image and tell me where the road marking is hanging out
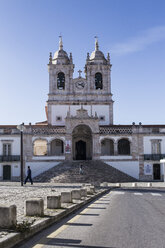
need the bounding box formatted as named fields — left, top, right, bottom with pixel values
left=151, top=193, right=161, bottom=196
left=134, top=193, right=143, bottom=195
left=32, top=198, right=102, bottom=248
left=113, top=192, right=125, bottom=195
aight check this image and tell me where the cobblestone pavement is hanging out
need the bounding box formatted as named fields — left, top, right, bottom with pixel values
left=0, top=182, right=82, bottom=239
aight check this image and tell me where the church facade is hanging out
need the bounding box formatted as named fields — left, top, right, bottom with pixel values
left=0, top=37, right=165, bottom=181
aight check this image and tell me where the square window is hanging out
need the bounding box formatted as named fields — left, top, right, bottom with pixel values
left=56, top=116, right=62, bottom=121
left=99, top=116, right=105, bottom=121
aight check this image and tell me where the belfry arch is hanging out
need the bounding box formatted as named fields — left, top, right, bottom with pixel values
left=72, top=125, right=92, bottom=160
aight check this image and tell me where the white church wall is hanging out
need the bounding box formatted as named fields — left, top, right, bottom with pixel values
left=104, top=161, right=139, bottom=179
left=12, top=163, right=20, bottom=176
left=143, top=136, right=165, bottom=154
left=32, top=156, right=65, bottom=160
left=51, top=105, right=110, bottom=125
left=25, top=161, right=61, bottom=177
left=92, top=105, right=110, bottom=124
left=100, top=155, right=132, bottom=159
left=0, top=136, right=20, bottom=155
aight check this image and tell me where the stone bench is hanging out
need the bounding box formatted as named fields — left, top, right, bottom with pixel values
left=80, top=188, right=87, bottom=197
left=132, top=183, right=137, bottom=187
left=0, top=205, right=16, bottom=228
left=71, top=189, right=81, bottom=200
left=85, top=186, right=95, bottom=195
left=90, top=186, right=95, bottom=194
left=102, top=182, right=108, bottom=187
left=47, top=195, right=61, bottom=209
left=61, top=192, right=72, bottom=203
left=25, top=198, right=44, bottom=216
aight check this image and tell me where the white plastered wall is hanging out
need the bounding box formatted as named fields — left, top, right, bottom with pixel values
left=51, top=105, right=110, bottom=125
left=25, top=161, right=60, bottom=177
left=104, top=161, right=139, bottom=179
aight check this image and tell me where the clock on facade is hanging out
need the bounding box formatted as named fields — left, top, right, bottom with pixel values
left=75, top=81, right=85, bottom=89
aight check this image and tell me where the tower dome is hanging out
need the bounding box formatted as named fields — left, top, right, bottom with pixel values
left=89, top=37, right=107, bottom=63
left=53, top=36, right=70, bottom=65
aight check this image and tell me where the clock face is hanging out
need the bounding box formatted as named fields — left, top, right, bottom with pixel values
left=75, top=81, right=85, bottom=89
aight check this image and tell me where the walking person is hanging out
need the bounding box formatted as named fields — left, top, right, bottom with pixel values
left=24, top=166, right=33, bottom=185
left=79, top=164, right=83, bottom=175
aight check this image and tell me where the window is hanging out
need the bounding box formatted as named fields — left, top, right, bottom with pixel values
left=3, top=144, right=11, bottom=155
left=118, top=139, right=130, bottom=155
left=99, top=116, right=105, bottom=121
left=33, top=140, right=47, bottom=156
left=57, top=72, right=65, bottom=90
left=95, top=72, right=103, bottom=90
left=151, top=140, right=161, bottom=154
left=56, top=116, right=62, bottom=121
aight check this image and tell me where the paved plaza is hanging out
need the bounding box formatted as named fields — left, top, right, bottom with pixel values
left=0, top=182, right=83, bottom=240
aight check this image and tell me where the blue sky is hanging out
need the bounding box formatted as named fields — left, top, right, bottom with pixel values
left=0, top=0, right=165, bottom=125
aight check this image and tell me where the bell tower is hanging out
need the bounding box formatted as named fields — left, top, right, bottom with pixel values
left=47, top=37, right=74, bottom=125
left=84, top=37, right=114, bottom=124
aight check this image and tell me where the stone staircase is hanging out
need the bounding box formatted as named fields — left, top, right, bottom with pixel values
left=34, top=160, right=137, bottom=183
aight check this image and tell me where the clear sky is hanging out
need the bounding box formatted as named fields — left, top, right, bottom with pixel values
left=0, top=0, right=165, bottom=125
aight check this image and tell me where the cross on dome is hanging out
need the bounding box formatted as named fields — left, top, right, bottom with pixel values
left=78, top=70, right=82, bottom=78
left=94, top=36, right=99, bottom=51
left=59, top=35, right=63, bottom=50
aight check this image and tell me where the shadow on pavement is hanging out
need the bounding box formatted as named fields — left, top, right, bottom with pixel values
left=114, top=188, right=165, bottom=194
left=45, top=237, right=115, bottom=248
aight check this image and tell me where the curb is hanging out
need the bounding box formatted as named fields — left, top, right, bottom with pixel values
left=0, top=188, right=110, bottom=248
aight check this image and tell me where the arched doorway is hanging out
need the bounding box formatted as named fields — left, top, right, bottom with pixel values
left=72, top=125, right=92, bottom=160
left=76, top=140, right=86, bottom=160
left=118, top=138, right=130, bottom=155
left=3, top=165, right=11, bottom=180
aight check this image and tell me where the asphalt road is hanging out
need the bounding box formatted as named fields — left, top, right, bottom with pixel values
left=17, top=188, right=165, bottom=248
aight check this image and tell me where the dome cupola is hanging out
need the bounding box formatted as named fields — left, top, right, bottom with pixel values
left=52, top=36, right=70, bottom=65
left=89, top=37, right=107, bottom=64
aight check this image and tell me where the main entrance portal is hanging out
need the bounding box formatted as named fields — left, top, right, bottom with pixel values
left=76, top=140, right=86, bottom=160
left=72, top=125, right=92, bottom=160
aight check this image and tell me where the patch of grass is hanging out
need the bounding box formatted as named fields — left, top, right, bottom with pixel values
left=14, top=219, right=36, bottom=233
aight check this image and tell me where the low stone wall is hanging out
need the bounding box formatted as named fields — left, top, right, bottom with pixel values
left=0, top=186, right=97, bottom=228
left=0, top=185, right=109, bottom=248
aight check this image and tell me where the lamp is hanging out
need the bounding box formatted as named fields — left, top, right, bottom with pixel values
left=17, top=123, right=26, bottom=186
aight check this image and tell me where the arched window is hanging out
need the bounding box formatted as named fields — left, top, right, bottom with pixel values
left=57, top=72, right=65, bottom=90
left=118, top=139, right=130, bottom=155
left=95, top=72, right=103, bottom=89
left=33, top=140, right=47, bottom=156
left=51, top=139, right=64, bottom=156
left=101, top=139, right=114, bottom=155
